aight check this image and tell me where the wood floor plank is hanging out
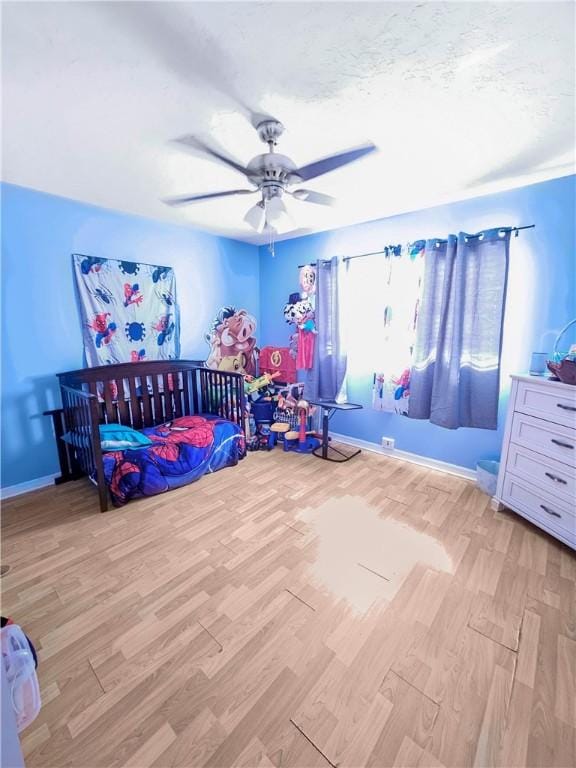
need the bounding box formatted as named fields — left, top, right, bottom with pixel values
left=515, top=609, right=541, bottom=688
left=366, top=671, right=439, bottom=768
left=473, top=663, right=515, bottom=767
left=496, top=680, right=533, bottom=768
left=555, top=634, right=576, bottom=727
left=151, top=707, right=228, bottom=768
left=266, top=722, right=333, bottom=768
left=123, top=722, right=176, bottom=768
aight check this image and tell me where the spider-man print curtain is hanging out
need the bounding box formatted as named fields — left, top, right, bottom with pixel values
left=72, top=254, right=179, bottom=367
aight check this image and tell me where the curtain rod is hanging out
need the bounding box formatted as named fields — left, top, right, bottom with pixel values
left=297, top=224, right=535, bottom=268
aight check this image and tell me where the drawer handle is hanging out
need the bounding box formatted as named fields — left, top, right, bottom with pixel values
left=540, top=504, right=562, bottom=518
left=557, top=403, right=576, bottom=412
left=551, top=438, right=574, bottom=450
left=544, top=472, right=567, bottom=485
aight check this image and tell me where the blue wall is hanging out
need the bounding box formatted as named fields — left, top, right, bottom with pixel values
left=259, top=175, right=576, bottom=470
left=1, top=183, right=260, bottom=488
left=3, top=176, right=575, bottom=487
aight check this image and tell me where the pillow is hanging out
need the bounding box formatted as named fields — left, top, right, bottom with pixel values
left=99, top=424, right=153, bottom=452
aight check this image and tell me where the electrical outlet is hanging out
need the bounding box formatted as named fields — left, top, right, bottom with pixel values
left=381, top=436, right=395, bottom=450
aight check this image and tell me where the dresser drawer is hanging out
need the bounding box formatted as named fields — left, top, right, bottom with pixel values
left=502, top=474, right=576, bottom=546
left=516, top=379, right=576, bottom=429
left=511, top=412, right=575, bottom=468
left=506, top=443, right=576, bottom=503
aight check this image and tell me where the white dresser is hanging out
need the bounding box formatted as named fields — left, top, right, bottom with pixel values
left=495, top=374, right=576, bottom=550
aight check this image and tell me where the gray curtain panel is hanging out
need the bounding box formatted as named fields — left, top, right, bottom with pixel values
left=408, top=229, right=511, bottom=429
left=305, top=256, right=348, bottom=403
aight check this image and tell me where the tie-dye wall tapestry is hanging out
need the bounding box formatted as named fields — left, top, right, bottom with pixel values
left=73, top=254, right=179, bottom=367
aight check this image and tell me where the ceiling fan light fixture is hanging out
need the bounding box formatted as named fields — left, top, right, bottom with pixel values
left=244, top=201, right=266, bottom=232
left=264, top=195, right=287, bottom=223
left=266, top=207, right=294, bottom=235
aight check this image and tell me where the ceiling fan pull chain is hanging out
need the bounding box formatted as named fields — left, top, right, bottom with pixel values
left=268, top=226, right=275, bottom=258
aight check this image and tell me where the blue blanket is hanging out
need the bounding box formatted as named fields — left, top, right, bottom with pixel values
left=102, top=414, right=245, bottom=506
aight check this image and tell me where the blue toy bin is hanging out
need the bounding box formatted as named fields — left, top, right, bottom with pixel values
left=251, top=397, right=276, bottom=423
left=476, top=460, right=500, bottom=496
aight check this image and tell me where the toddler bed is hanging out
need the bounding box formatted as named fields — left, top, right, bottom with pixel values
left=52, top=360, right=246, bottom=511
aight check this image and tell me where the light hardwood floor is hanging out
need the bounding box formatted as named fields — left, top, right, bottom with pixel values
left=2, top=446, right=575, bottom=768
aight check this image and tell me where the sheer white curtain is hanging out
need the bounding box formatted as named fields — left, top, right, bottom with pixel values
left=340, top=245, right=425, bottom=415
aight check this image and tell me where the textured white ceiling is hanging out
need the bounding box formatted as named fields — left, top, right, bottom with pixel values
left=2, top=1, right=574, bottom=244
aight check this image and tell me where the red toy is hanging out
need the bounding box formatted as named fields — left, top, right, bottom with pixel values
left=259, top=346, right=297, bottom=384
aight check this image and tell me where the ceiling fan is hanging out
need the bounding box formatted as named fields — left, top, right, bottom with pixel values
left=163, top=119, right=376, bottom=235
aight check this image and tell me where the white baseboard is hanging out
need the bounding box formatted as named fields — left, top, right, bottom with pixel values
left=0, top=438, right=475, bottom=499
left=1, top=474, right=59, bottom=500
left=329, top=432, right=477, bottom=481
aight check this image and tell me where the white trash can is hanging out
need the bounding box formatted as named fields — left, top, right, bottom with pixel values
left=476, top=460, right=499, bottom=496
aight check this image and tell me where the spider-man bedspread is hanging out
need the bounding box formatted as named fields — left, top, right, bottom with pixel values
left=102, top=415, right=246, bottom=506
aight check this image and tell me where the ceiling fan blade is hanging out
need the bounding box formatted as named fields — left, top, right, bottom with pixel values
left=105, top=4, right=270, bottom=133
left=163, top=189, right=256, bottom=206
left=291, top=142, right=377, bottom=182
left=172, top=135, right=250, bottom=178
left=230, top=99, right=280, bottom=131
left=291, top=189, right=336, bottom=206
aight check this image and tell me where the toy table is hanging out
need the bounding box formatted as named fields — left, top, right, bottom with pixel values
left=309, top=400, right=363, bottom=462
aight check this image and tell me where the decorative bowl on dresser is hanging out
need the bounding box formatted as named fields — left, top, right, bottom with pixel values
left=494, top=374, right=576, bottom=550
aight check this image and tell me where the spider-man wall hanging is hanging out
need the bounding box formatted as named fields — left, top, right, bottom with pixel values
left=74, top=254, right=179, bottom=368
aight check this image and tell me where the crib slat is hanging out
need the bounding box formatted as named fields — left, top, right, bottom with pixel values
left=140, top=376, right=153, bottom=427
left=199, top=369, right=207, bottom=414
left=103, top=381, right=116, bottom=424
left=128, top=376, right=142, bottom=429
left=151, top=375, right=163, bottom=424
left=210, top=371, right=217, bottom=414
left=173, top=373, right=183, bottom=418
left=226, top=378, right=232, bottom=421
left=183, top=370, right=191, bottom=415
left=116, top=380, right=130, bottom=424
left=163, top=374, right=174, bottom=420
left=210, top=373, right=215, bottom=414
left=219, top=373, right=225, bottom=418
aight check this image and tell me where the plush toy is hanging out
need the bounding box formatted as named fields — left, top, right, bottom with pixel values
left=283, top=296, right=317, bottom=369
left=283, top=298, right=315, bottom=331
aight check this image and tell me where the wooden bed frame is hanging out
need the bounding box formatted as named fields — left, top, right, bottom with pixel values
left=45, top=360, right=245, bottom=512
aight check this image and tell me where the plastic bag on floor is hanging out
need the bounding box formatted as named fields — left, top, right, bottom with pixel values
left=476, top=460, right=500, bottom=496
left=1, top=623, right=41, bottom=732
